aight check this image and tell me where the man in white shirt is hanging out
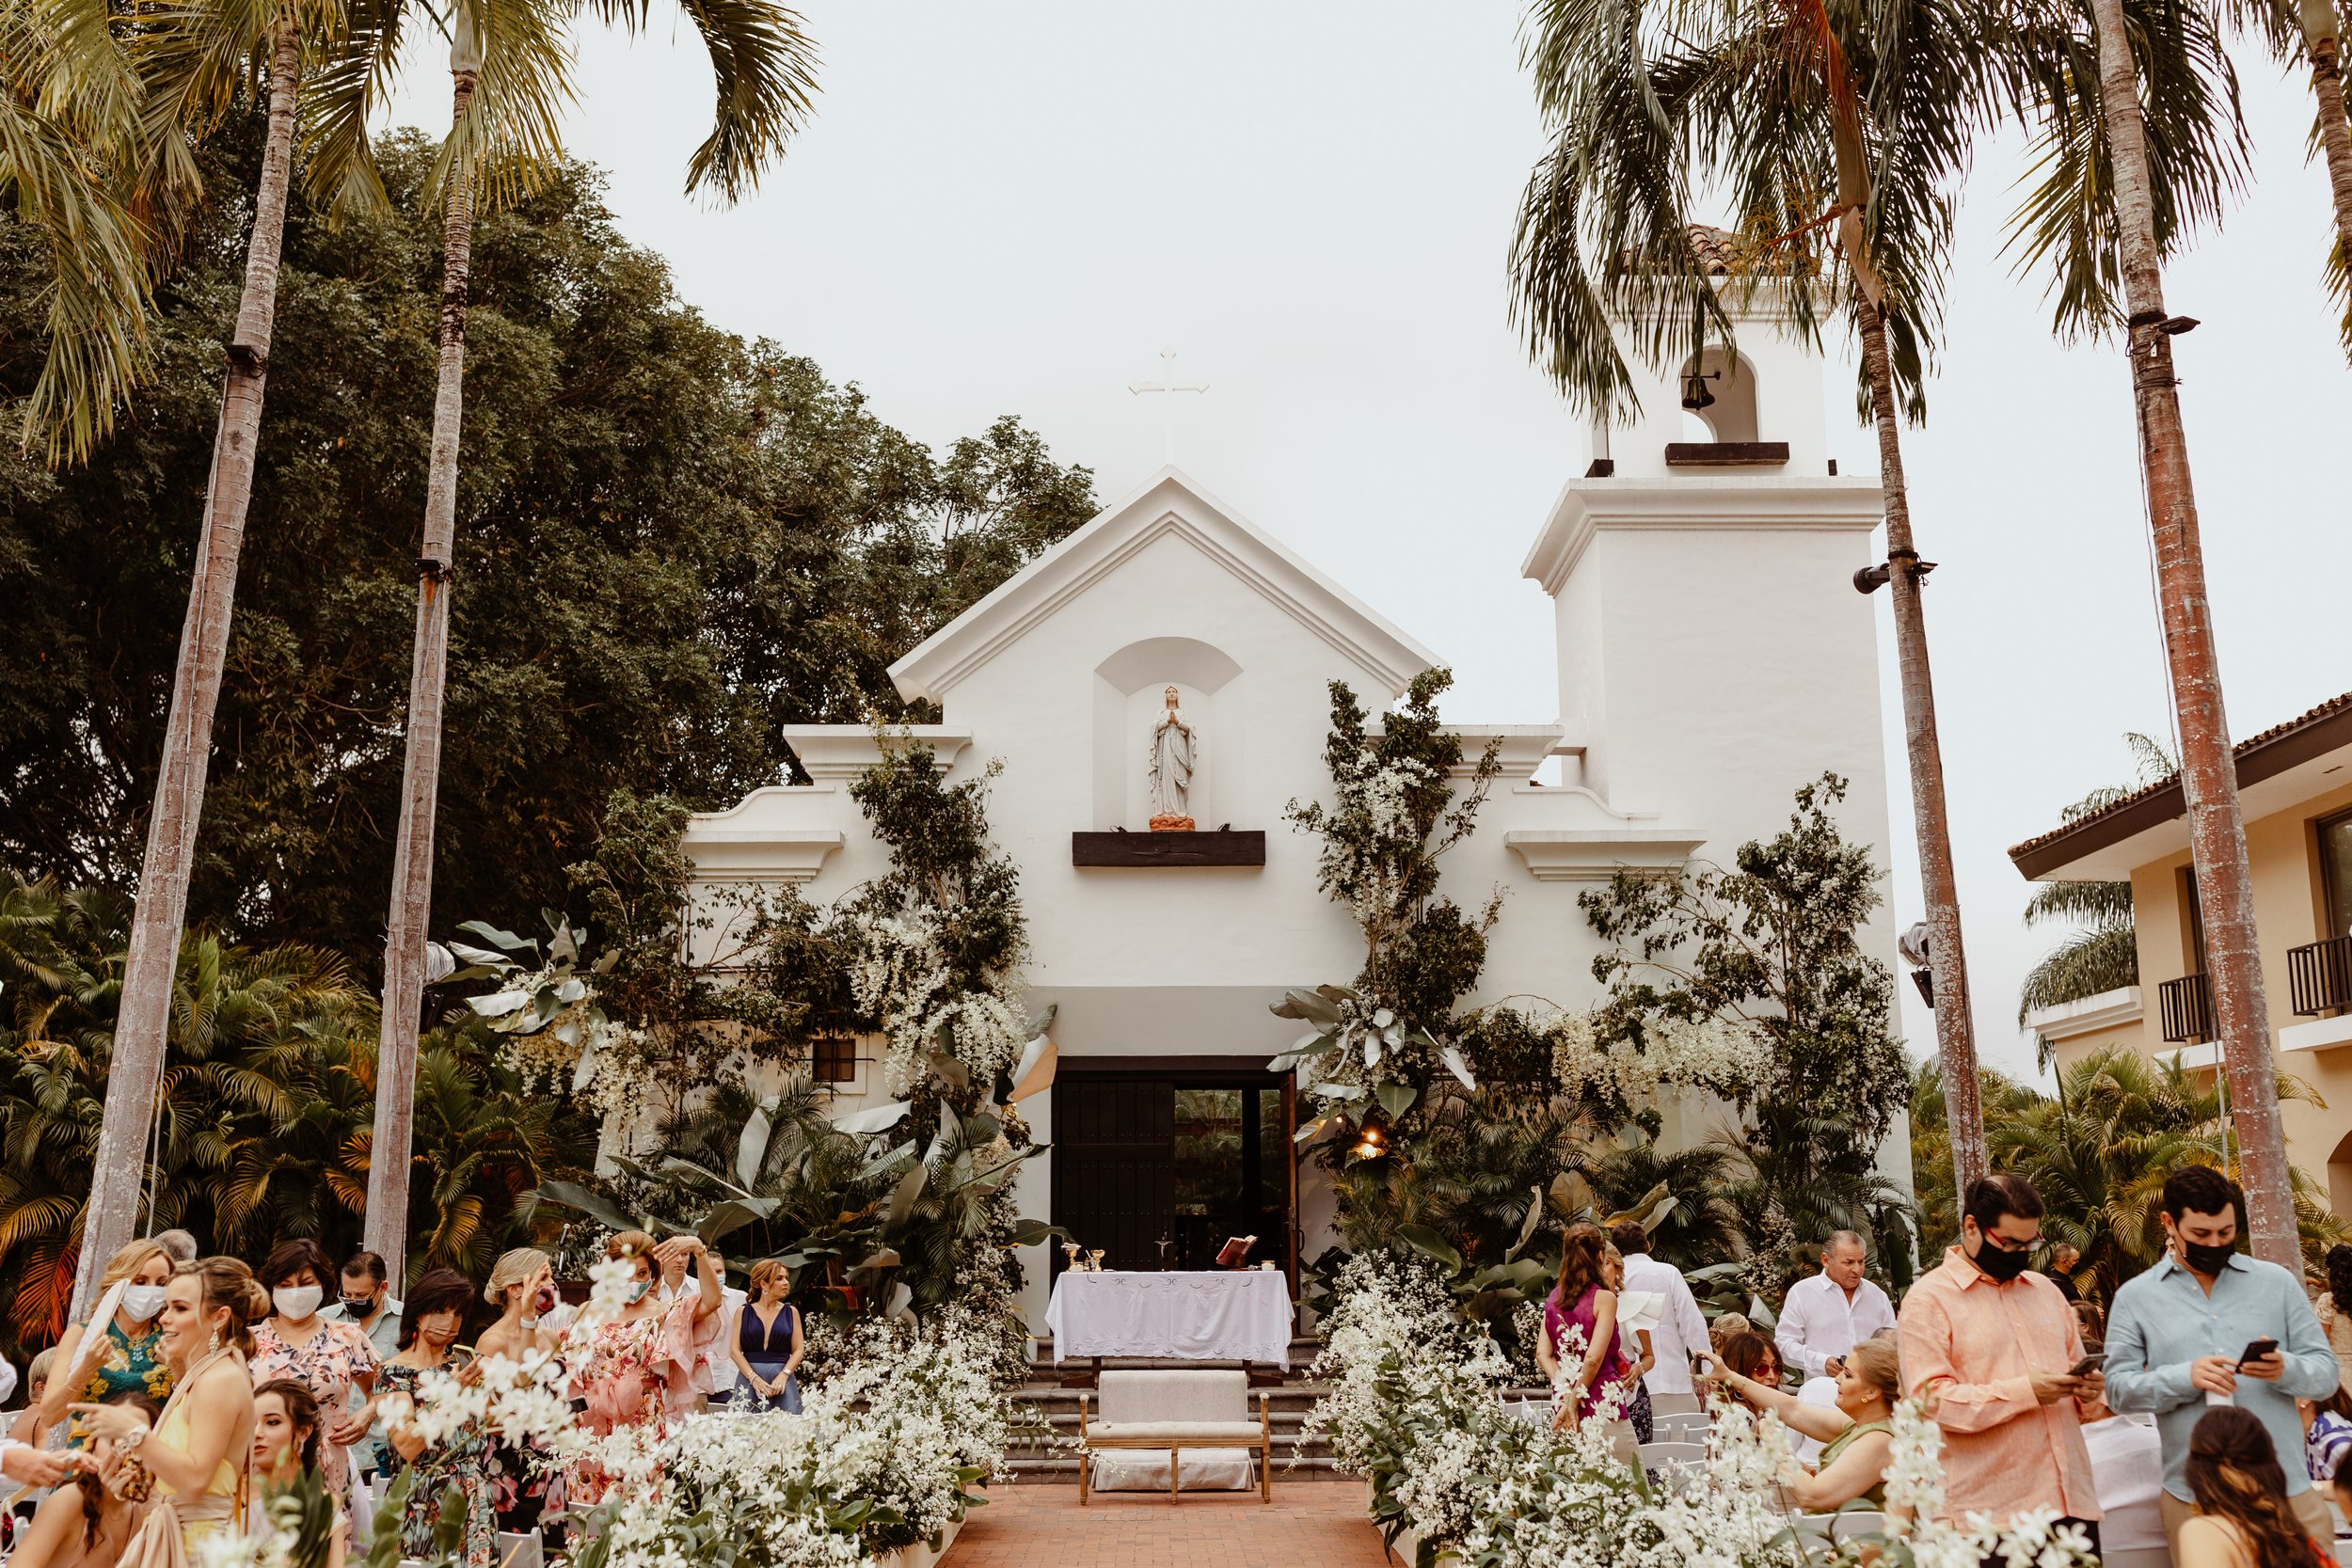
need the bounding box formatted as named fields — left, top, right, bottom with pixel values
left=1609, top=1223, right=1711, bottom=1418
left=1775, top=1230, right=1896, bottom=1380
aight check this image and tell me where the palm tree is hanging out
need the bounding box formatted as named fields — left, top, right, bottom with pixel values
left=0, top=872, right=378, bottom=1346
left=79, top=0, right=324, bottom=1320
left=1989, top=1046, right=2344, bottom=1300
left=1909, top=1060, right=2043, bottom=1258
left=2017, top=735, right=2176, bottom=1065
left=2217, top=0, right=2352, bottom=338
left=363, top=0, right=819, bottom=1284
left=2005, top=0, right=2298, bottom=1271
left=0, top=0, right=162, bottom=462
left=1511, top=0, right=2000, bottom=1204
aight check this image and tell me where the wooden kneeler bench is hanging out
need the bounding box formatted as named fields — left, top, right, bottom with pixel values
left=1075, top=1370, right=1274, bottom=1504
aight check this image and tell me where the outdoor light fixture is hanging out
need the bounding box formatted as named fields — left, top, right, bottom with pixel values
left=1351, top=1126, right=1386, bottom=1160
left=1899, top=920, right=1933, bottom=1007
left=1852, top=555, right=1937, bottom=595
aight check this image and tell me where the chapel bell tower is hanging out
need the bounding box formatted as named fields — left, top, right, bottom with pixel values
left=1520, top=231, right=1892, bottom=852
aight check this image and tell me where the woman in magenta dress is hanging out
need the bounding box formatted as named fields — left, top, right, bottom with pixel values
left=1534, top=1222, right=1639, bottom=1448
left=567, top=1231, right=722, bottom=1505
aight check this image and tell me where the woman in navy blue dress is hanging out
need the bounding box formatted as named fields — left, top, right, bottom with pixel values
left=726, top=1260, right=803, bottom=1413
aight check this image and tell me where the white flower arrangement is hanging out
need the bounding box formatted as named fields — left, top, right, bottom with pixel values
left=841, top=903, right=1028, bottom=1099
left=1544, top=1008, right=1773, bottom=1107
left=1310, top=1260, right=2099, bottom=1568
left=375, top=1255, right=1015, bottom=1568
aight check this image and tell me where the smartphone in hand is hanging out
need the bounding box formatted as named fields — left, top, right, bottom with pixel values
left=2236, top=1338, right=2280, bottom=1370
left=2068, top=1353, right=2105, bottom=1377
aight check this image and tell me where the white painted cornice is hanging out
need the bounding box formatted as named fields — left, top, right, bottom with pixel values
left=1521, top=475, right=1885, bottom=594
left=889, top=467, right=1439, bottom=705
left=1502, top=828, right=1708, bottom=882
left=779, top=726, right=973, bottom=780
left=1369, top=723, right=1574, bottom=781
left=2022, top=986, right=2143, bottom=1042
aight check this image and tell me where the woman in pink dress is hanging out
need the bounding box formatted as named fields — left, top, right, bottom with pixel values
left=1535, top=1223, right=1639, bottom=1461
left=568, top=1231, right=722, bottom=1504
left=246, top=1240, right=377, bottom=1519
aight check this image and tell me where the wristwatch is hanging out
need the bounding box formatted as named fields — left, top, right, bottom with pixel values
left=121, top=1425, right=147, bottom=1454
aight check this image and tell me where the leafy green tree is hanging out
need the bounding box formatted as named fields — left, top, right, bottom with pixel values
left=1581, top=773, right=1911, bottom=1174
left=0, top=133, right=1095, bottom=970
left=0, top=866, right=590, bottom=1351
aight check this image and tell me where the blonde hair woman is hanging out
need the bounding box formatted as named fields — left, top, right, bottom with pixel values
left=727, top=1259, right=803, bottom=1413
left=1706, top=1334, right=1902, bottom=1511
left=475, top=1248, right=564, bottom=1538
left=35, top=1240, right=175, bottom=1448
left=74, top=1258, right=264, bottom=1560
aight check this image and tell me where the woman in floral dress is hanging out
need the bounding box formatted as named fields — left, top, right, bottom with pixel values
left=568, top=1231, right=722, bottom=1506
left=380, top=1270, right=496, bottom=1568
left=248, top=1240, right=378, bottom=1517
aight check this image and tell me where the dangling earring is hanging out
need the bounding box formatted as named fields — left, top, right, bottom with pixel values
left=207, top=1325, right=222, bottom=1354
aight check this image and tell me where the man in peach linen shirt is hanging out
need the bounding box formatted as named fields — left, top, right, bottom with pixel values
left=1898, top=1173, right=2103, bottom=1550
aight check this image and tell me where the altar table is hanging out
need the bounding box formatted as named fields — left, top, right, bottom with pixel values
left=1043, top=1270, right=1296, bottom=1369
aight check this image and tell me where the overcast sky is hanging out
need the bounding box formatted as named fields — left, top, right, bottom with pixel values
left=389, top=2, right=2343, bottom=1083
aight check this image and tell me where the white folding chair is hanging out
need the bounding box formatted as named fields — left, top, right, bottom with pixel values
left=1636, top=1440, right=1708, bottom=1469
left=1828, top=1511, right=1884, bottom=1543
left=1654, top=1412, right=1710, bottom=1444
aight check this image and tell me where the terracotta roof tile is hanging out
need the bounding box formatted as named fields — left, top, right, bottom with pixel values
left=2006, top=689, right=2352, bottom=863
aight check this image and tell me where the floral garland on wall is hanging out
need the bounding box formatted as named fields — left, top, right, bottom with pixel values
left=1305, top=1258, right=2097, bottom=1568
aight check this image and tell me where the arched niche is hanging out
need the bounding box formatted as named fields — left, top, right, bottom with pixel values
left=1677, top=345, right=1761, bottom=444
left=1092, top=638, right=1244, bottom=829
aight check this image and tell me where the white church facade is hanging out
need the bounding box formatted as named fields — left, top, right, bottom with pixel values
left=681, top=301, right=1903, bottom=1330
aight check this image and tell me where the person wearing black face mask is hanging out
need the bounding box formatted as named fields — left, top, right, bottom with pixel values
left=2106, top=1164, right=2342, bottom=1557
left=1897, top=1172, right=2104, bottom=1550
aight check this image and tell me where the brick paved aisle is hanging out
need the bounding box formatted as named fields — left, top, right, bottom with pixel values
left=946, top=1481, right=1390, bottom=1568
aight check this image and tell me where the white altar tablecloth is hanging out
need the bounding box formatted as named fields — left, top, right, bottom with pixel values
left=1043, top=1271, right=1295, bottom=1368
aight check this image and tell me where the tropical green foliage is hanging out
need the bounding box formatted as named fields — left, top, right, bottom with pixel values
left=0, top=868, right=590, bottom=1357
left=1909, top=1060, right=2042, bottom=1258
left=2018, top=736, right=2176, bottom=1063
left=1910, top=1047, right=2348, bottom=1299
left=0, top=127, right=1095, bottom=969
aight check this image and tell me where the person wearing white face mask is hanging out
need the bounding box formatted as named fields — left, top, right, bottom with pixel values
left=246, top=1239, right=377, bottom=1535
left=33, top=1239, right=176, bottom=1449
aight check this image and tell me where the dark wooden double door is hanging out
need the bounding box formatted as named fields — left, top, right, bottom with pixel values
left=1049, top=1065, right=1295, bottom=1287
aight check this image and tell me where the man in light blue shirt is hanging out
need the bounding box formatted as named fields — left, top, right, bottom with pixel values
left=2105, top=1164, right=2338, bottom=1552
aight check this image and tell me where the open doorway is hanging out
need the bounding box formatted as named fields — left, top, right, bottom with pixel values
left=1050, top=1063, right=1296, bottom=1286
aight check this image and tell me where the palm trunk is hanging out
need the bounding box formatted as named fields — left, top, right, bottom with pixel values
left=71, top=20, right=302, bottom=1323
left=364, top=66, right=478, bottom=1286
left=2088, top=0, right=2296, bottom=1268
left=2306, top=5, right=2352, bottom=282
left=1854, top=292, right=1983, bottom=1211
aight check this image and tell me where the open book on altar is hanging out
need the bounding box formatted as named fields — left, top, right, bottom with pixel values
left=1215, top=1234, right=1257, bottom=1268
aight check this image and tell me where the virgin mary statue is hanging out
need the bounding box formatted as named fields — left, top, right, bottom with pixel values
left=1148, top=686, right=1195, bottom=828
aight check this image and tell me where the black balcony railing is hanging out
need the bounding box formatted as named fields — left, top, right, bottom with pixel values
left=2158, top=972, right=2215, bottom=1045
left=2289, top=936, right=2352, bottom=1019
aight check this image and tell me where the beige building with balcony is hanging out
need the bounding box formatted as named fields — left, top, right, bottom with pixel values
left=2010, top=692, right=2352, bottom=1211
